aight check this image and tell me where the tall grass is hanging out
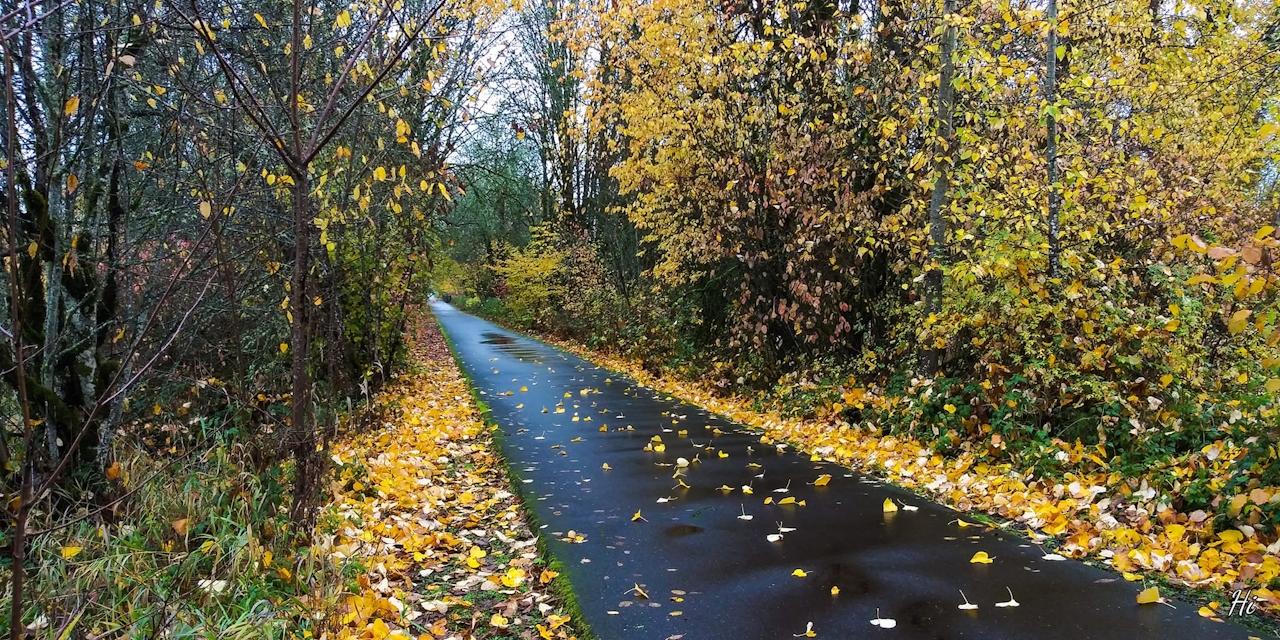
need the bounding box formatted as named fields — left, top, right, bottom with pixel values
left=2, top=441, right=357, bottom=639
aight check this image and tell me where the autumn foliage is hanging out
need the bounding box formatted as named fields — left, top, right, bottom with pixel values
left=438, top=0, right=1280, bottom=617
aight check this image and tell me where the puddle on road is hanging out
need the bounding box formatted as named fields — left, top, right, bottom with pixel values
left=480, top=332, right=544, bottom=363
left=664, top=524, right=705, bottom=537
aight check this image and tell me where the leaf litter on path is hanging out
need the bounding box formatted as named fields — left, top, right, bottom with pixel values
left=324, top=317, right=581, bottom=639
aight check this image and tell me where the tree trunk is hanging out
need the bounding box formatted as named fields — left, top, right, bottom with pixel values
left=1045, top=0, right=1061, bottom=278
left=924, top=0, right=958, bottom=375
left=288, top=170, right=316, bottom=530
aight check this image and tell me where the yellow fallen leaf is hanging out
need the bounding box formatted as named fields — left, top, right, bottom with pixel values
left=778, top=496, right=796, bottom=505
left=792, top=569, right=808, bottom=577
left=1136, top=587, right=1160, bottom=604
left=61, top=546, right=83, bottom=560
left=883, top=498, right=898, bottom=513
left=490, top=613, right=509, bottom=628
left=501, top=567, right=526, bottom=587
left=813, top=474, right=831, bottom=487
left=602, top=463, right=612, bottom=470
left=540, top=569, right=559, bottom=584
left=831, top=586, right=840, bottom=595
left=633, top=509, right=645, bottom=522
left=970, top=551, right=994, bottom=564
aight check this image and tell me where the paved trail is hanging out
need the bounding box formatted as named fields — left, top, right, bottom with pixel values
left=433, top=301, right=1252, bottom=639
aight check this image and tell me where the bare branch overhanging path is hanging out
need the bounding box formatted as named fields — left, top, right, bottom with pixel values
left=432, top=301, right=1253, bottom=639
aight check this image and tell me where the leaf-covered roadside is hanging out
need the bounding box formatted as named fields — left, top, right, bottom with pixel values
left=536, top=334, right=1280, bottom=620
left=323, top=317, right=582, bottom=640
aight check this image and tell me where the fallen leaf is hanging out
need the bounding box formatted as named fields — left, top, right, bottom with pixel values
left=792, top=569, right=808, bottom=577
left=813, top=474, right=832, bottom=487
left=1136, top=587, right=1161, bottom=605
left=995, top=587, right=1019, bottom=607
left=883, top=498, right=898, bottom=513
left=870, top=608, right=896, bottom=628
left=970, top=551, right=994, bottom=564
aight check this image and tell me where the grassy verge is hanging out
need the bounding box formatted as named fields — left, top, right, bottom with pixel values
left=0, top=432, right=344, bottom=638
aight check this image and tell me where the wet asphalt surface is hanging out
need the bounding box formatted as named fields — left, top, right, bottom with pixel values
left=432, top=301, right=1256, bottom=639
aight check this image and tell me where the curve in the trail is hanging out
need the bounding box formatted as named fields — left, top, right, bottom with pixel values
left=432, top=301, right=1255, bottom=640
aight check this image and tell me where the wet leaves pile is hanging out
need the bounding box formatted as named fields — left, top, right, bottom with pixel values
left=324, top=319, right=581, bottom=639
left=544, top=338, right=1280, bottom=618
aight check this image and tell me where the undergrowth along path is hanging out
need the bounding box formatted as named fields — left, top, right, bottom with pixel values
left=432, top=300, right=1256, bottom=639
